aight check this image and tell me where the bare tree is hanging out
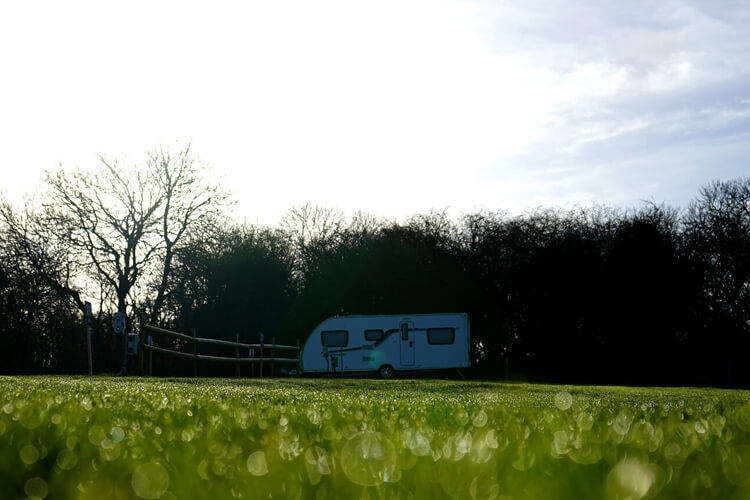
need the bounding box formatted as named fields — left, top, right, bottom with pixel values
left=146, top=147, right=230, bottom=323
left=0, top=198, right=85, bottom=313
left=42, top=159, right=162, bottom=318
left=684, top=178, right=750, bottom=328
left=281, top=203, right=346, bottom=281
left=405, top=209, right=457, bottom=248
left=1, top=146, right=230, bottom=325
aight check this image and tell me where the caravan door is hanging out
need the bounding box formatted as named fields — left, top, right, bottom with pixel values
left=400, top=321, right=415, bottom=366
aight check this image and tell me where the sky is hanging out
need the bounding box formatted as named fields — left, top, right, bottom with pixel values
left=1, top=0, right=748, bottom=226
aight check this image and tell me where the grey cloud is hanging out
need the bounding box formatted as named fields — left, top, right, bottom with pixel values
left=473, top=0, right=750, bottom=210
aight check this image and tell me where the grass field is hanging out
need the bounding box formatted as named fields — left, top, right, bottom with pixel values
left=1, top=377, right=750, bottom=500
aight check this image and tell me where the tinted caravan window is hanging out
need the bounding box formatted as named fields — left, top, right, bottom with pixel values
left=364, top=329, right=384, bottom=342
left=427, top=328, right=455, bottom=345
left=321, top=330, right=348, bottom=347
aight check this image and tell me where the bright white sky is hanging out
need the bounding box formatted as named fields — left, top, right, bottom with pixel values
left=1, top=0, right=749, bottom=225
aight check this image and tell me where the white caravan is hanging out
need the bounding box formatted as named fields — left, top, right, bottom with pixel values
left=300, top=313, right=470, bottom=378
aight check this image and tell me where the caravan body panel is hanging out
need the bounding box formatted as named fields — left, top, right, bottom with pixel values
left=300, top=313, right=470, bottom=375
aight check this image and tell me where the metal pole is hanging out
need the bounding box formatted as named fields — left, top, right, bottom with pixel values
left=191, top=328, right=197, bottom=377
left=235, top=332, right=240, bottom=378
left=87, top=324, right=93, bottom=375
left=148, top=335, right=153, bottom=376
left=137, top=312, right=143, bottom=377
left=138, top=330, right=144, bottom=377
left=121, top=331, right=127, bottom=376
left=118, top=311, right=128, bottom=376
left=260, top=332, right=264, bottom=378
left=271, top=336, right=275, bottom=378
left=296, top=339, right=300, bottom=377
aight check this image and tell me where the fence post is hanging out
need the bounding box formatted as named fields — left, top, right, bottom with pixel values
left=191, top=328, right=197, bottom=377
left=87, top=323, right=94, bottom=376
left=296, top=339, right=300, bottom=377
left=138, top=328, right=144, bottom=377
left=149, top=335, right=153, bottom=376
left=251, top=336, right=255, bottom=378
left=271, top=336, right=275, bottom=378
left=235, top=332, right=240, bottom=378
left=260, top=332, right=264, bottom=378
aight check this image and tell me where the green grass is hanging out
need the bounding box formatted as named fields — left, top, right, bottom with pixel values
left=1, top=376, right=750, bottom=499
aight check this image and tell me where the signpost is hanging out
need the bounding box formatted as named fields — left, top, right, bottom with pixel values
left=113, top=312, right=127, bottom=375
left=113, top=312, right=125, bottom=334
left=84, top=301, right=93, bottom=375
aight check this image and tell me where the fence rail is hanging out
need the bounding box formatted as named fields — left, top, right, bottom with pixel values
left=142, top=324, right=299, bottom=351
left=139, top=324, right=300, bottom=377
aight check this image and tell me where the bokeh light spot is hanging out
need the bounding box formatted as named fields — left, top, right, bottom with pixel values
left=555, top=391, right=573, bottom=411
left=20, top=444, right=39, bottom=465
left=131, top=463, right=169, bottom=499
left=341, top=431, right=397, bottom=486
left=246, top=451, right=269, bottom=476
left=56, top=449, right=78, bottom=470
left=606, top=459, right=655, bottom=500
left=24, top=477, right=48, bottom=499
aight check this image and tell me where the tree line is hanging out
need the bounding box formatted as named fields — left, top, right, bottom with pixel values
left=1, top=148, right=748, bottom=386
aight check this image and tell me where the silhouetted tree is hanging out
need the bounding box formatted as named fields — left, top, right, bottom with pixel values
left=684, top=178, right=750, bottom=386
left=4, top=163, right=750, bottom=386
left=597, top=204, right=697, bottom=385
left=0, top=199, right=86, bottom=312
left=161, top=223, right=296, bottom=376
left=1, top=146, right=229, bottom=328
left=281, top=203, right=347, bottom=287
left=0, top=216, right=85, bottom=373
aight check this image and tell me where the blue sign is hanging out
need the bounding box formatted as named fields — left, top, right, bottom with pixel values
left=113, top=312, right=126, bottom=334
left=84, top=301, right=93, bottom=326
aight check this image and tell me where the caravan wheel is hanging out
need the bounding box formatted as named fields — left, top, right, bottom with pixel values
left=378, top=365, right=395, bottom=379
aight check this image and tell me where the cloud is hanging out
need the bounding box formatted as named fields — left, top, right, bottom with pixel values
left=0, top=0, right=748, bottom=223
left=458, top=0, right=750, bottom=214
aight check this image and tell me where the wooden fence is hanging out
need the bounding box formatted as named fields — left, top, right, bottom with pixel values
left=139, top=324, right=300, bottom=377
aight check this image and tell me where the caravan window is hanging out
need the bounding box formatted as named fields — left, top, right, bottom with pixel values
left=321, top=330, right=348, bottom=347
left=364, top=329, right=384, bottom=341
left=427, top=328, right=455, bottom=345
